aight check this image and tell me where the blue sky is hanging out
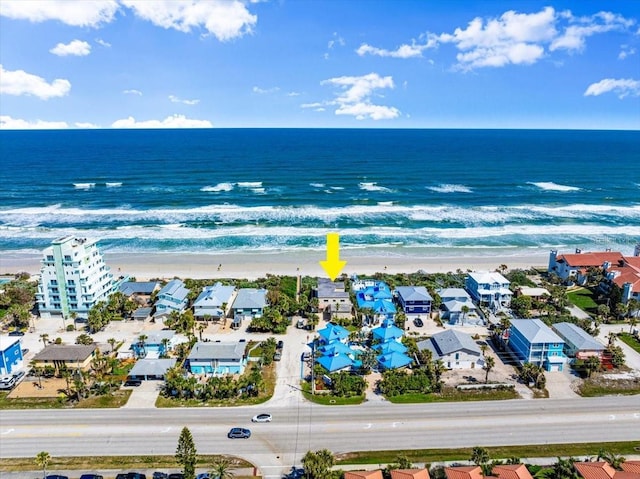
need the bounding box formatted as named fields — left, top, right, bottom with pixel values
left=1, top=0, right=639, bottom=129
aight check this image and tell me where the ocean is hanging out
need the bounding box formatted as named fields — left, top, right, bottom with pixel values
left=0, top=128, right=639, bottom=259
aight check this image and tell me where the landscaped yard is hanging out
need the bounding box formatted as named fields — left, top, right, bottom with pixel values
left=385, top=386, right=519, bottom=403
left=618, top=332, right=640, bottom=354
left=301, top=382, right=365, bottom=405
left=567, top=287, right=598, bottom=313
left=578, top=374, right=640, bottom=397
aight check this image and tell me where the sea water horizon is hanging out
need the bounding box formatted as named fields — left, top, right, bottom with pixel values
left=0, top=128, right=638, bottom=260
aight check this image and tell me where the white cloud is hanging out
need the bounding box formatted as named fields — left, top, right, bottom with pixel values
left=359, top=7, right=636, bottom=70
left=584, top=78, right=640, bottom=98
left=123, top=89, right=142, bottom=96
left=168, top=94, right=200, bottom=105
left=0, top=115, right=68, bottom=130
left=550, top=11, right=635, bottom=52
left=95, top=38, right=111, bottom=47
left=327, top=32, right=345, bottom=50
left=0, top=64, right=71, bottom=99
left=75, top=122, right=100, bottom=129
left=287, top=92, right=301, bottom=97
left=252, top=86, right=280, bottom=94
left=111, top=114, right=213, bottom=128
left=301, top=102, right=324, bottom=108
left=618, top=44, right=636, bottom=60
left=121, top=0, right=257, bottom=41
left=319, top=72, right=400, bottom=121
left=0, top=0, right=119, bottom=27
left=50, top=39, right=91, bottom=56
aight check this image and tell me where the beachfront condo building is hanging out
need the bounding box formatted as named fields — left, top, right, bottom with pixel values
left=36, top=236, right=115, bottom=319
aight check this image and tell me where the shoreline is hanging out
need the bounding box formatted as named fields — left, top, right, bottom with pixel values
left=0, top=249, right=549, bottom=280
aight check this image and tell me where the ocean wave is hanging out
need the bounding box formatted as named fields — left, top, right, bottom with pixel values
left=528, top=181, right=581, bottom=192
left=106, top=182, right=123, bottom=188
left=358, top=182, right=393, bottom=193
left=427, top=184, right=473, bottom=193
left=237, top=181, right=262, bottom=188
left=74, top=183, right=95, bottom=189
left=201, top=183, right=234, bottom=192
left=310, top=183, right=325, bottom=188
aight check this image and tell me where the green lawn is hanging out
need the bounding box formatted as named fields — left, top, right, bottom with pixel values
left=566, top=287, right=598, bottom=313
left=335, top=441, right=640, bottom=465
left=76, top=390, right=131, bottom=408
left=385, top=386, right=519, bottom=404
left=0, top=391, right=66, bottom=409
left=578, top=376, right=640, bottom=397
left=301, top=382, right=365, bottom=405
left=618, top=332, right=640, bottom=353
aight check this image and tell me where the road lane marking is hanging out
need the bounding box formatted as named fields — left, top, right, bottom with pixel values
left=1, top=428, right=14, bottom=435
left=160, top=427, right=172, bottom=433
left=364, top=423, right=372, bottom=429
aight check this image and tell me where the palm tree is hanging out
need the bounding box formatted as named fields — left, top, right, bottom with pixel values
left=137, top=334, right=148, bottom=358
left=584, top=355, right=601, bottom=378
left=460, top=305, right=470, bottom=326
left=161, top=337, right=171, bottom=357
left=629, top=316, right=638, bottom=334
left=552, top=457, right=578, bottom=479
left=607, top=331, right=617, bottom=348
left=597, top=449, right=626, bottom=470
left=35, top=451, right=51, bottom=479
left=30, top=360, right=43, bottom=389
left=471, top=446, right=490, bottom=467
left=40, top=333, right=49, bottom=348
left=107, top=337, right=117, bottom=353
left=197, top=322, right=206, bottom=341
left=209, top=457, right=235, bottom=478
left=483, top=356, right=495, bottom=384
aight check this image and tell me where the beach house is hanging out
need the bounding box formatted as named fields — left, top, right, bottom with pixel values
left=127, top=358, right=176, bottom=381
left=315, top=278, right=353, bottom=321
left=394, top=286, right=432, bottom=318
left=32, top=344, right=97, bottom=374
left=315, top=323, right=360, bottom=372
left=118, top=281, right=160, bottom=305
left=552, top=322, right=605, bottom=360
left=601, top=247, right=640, bottom=305
left=372, top=319, right=412, bottom=370
left=131, top=330, right=178, bottom=358
left=437, top=288, right=481, bottom=326
left=154, top=279, right=190, bottom=319
left=0, top=336, right=23, bottom=375
left=187, top=341, right=247, bottom=376
left=354, top=279, right=396, bottom=325
left=548, top=249, right=624, bottom=285
left=509, top=318, right=566, bottom=371
left=36, top=236, right=116, bottom=319
left=230, top=288, right=267, bottom=323
left=417, top=329, right=484, bottom=369
left=193, top=282, right=236, bottom=320
left=465, top=271, right=512, bottom=310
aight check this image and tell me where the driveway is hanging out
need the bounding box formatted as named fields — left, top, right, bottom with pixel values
left=545, top=368, right=580, bottom=399
left=122, top=380, right=161, bottom=408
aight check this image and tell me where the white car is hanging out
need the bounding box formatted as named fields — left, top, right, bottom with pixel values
left=251, top=413, right=272, bottom=423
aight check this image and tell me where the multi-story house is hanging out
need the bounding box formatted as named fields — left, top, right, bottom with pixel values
left=394, top=286, right=432, bottom=318
left=465, top=271, right=512, bottom=310
left=193, top=282, right=236, bottom=320
left=552, top=322, right=605, bottom=361
left=548, top=248, right=624, bottom=285
left=509, top=318, right=566, bottom=371
left=230, top=288, right=267, bottom=321
left=187, top=341, right=247, bottom=376
left=417, top=329, right=484, bottom=370
left=154, top=279, right=190, bottom=319
left=36, top=236, right=115, bottom=319
left=354, top=280, right=396, bottom=325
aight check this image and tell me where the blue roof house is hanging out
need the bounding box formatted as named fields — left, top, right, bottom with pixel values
left=317, top=323, right=350, bottom=345
left=395, top=286, right=433, bottom=317
left=154, top=279, right=190, bottom=318
left=372, top=319, right=404, bottom=343
left=187, top=341, right=247, bottom=376
left=509, top=318, right=567, bottom=371
left=355, top=281, right=396, bottom=325
left=317, top=352, right=354, bottom=373
left=231, top=288, right=267, bottom=320
left=0, top=336, right=24, bottom=375
left=374, top=341, right=408, bottom=355
left=193, top=282, right=236, bottom=320
left=377, top=351, right=413, bottom=370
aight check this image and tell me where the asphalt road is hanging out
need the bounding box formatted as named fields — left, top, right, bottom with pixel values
left=2, top=396, right=639, bottom=478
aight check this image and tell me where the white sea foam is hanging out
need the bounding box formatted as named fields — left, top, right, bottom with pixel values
left=74, top=183, right=95, bottom=189
left=528, top=181, right=581, bottom=192
left=201, top=183, right=234, bottom=192
left=427, top=184, right=472, bottom=193
left=358, top=182, right=393, bottom=193
left=106, top=182, right=122, bottom=188
left=310, top=183, right=325, bottom=188
left=330, top=186, right=345, bottom=190
left=251, top=188, right=266, bottom=194
left=237, top=182, right=262, bottom=188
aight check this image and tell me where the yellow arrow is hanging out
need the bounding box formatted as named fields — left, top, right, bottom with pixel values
left=319, top=232, right=347, bottom=281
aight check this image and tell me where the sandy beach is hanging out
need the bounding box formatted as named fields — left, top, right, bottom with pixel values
left=0, top=248, right=549, bottom=280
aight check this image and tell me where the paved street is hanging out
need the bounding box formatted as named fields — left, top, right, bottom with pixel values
left=1, top=396, right=639, bottom=478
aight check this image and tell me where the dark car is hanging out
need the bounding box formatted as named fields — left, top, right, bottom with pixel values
left=115, top=474, right=146, bottom=479
left=124, top=378, right=142, bottom=387
left=8, top=330, right=24, bottom=336
left=168, top=474, right=185, bottom=479
left=413, top=317, right=424, bottom=327
left=227, top=427, right=251, bottom=439
left=276, top=340, right=284, bottom=350
left=21, top=348, right=29, bottom=355
left=80, top=475, right=104, bottom=479
left=153, top=473, right=168, bottom=479
left=45, top=476, right=69, bottom=479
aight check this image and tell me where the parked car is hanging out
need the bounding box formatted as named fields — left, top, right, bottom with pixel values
left=45, top=476, right=69, bottom=479
left=273, top=351, right=282, bottom=361
left=227, top=427, right=251, bottom=439
left=124, top=378, right=142, bottom=387
left=251, top=413, right=272, bottom=423
left=8, top=330, right=24, bottom=336
left=152, top=473, right=168, bottom=479
left=0, top=375, right=16, bottom=390
left=413, top=317, right=424, bottom=327
left=196, top=474, right=210, bottom=479
left=301, top=351, right=311, bottom=361
left=167, top=474, right=184, bottom=479
left=115, top=473, right=146, bottom=479
left=276, top=340, right=284, bottom=350
left=21, top=348, right=29, bottom=355
left=12, top=370, right=25, bottom=381
left=80, top=474, right=104, bottom=479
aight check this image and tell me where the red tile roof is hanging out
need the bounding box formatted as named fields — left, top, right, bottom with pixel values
left=493, top=464, right=534, bottom=479
left=445, top=466, right=485, bottom=479
left=574, top=462, right=617, bottom=479
left=345, top=471, right=384, bottom=479
left=391, top=469, right=431, bottom=479
left=557, top=252, right=624, bottom=268
left=621, top=462, right=640, bottom=474
left=613, top=472, right=640, bottom=479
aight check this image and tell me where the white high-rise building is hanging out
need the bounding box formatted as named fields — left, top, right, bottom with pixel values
left=36, top=236, right=115, bottom=319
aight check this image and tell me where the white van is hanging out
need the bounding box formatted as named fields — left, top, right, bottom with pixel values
left=0, top=375, right=16, bottom=390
